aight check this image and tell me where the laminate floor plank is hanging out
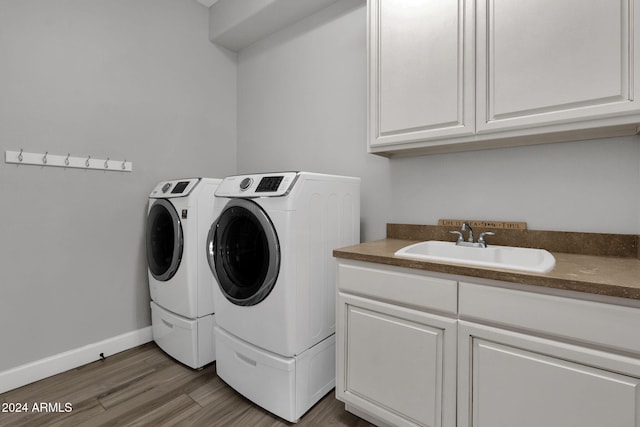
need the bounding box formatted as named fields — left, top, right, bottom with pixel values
left=127, top=394, right=201, bottom=426
left=0, top=343, right=374, bottom=427
left=208, top=404, right=287, bottom=427
left=156, top=398, right=204, bottom=427
left=187, top=374, right=230, bottom=407
left=96, top=360, right=199, bottom=409
left=46, top=398, right=106, bottom=427
left=75, top=369, right=212, bottom=426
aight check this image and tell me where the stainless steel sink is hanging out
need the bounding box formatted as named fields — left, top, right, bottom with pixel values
left=394, top=240, right=556, bottom=273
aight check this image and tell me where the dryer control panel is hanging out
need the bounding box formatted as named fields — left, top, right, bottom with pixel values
left=215, top=172, right=298, bottom=198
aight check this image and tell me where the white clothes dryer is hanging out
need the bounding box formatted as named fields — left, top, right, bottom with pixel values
left=146, top=177, right=221, bottom=368
left=206, top=172, right=360, bottom=422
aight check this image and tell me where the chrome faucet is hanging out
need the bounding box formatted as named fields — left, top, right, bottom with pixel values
left=462, top=222, right=474, bottom=243
left=450, top=222, right=495, bottom=248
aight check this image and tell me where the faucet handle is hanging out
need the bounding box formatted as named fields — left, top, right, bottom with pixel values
left=450, top=230, right=464, bottom=244
left=477, top=231, right=496, bottom=247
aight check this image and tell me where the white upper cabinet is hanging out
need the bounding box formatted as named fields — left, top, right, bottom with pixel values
left=477, top=0, right=638, bottom=133
left=369, top=0, right=640, bottom=156
left=369, top=0, right=475, bottom=148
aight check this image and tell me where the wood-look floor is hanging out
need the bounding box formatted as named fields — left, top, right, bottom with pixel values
left=0, top=343, right=374, bottom=426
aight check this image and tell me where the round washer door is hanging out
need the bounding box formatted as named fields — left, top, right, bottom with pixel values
left=206, top=198, right=280, bottom=306
left=146, top=199, right=183, bottom=282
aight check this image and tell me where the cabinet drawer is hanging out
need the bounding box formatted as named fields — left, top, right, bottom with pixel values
left=459, top=282, right=640, bottom=355
left=337, top=261, right=458, bottom=315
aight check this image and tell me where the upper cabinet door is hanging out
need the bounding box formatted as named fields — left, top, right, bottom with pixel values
left=476, top=0, right=639, bottom=133
left=368, top=0, right=475, bottom=149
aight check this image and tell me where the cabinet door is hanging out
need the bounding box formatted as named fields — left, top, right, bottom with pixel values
left=458, top=322, right=640, bottom=427
left=337, top=293, right=456, bottom=427
left=368, top=0, right=475, bottom=149
left=476, top=0, right=640, bottom=133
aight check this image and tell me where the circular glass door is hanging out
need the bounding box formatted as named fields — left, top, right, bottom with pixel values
left=146, top=199, right=183, bottom=281
left=206, top=199, right=280, bottom=306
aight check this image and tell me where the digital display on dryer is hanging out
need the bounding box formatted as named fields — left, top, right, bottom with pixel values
left=256, top=176, right=283, bottom=192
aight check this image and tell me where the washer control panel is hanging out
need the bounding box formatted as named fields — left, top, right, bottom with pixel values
left=150, top=178, right=200, bottom=198
left=216, top=172, right=298, bottom=198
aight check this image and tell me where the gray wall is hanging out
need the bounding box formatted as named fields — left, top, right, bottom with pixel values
left=237, top=0, right=391, bottom=241
left=237, top=0, right=640, bottom=240
left=390, top=137, right=640, bottom=234
left=0, top=0, right=236, bottom=372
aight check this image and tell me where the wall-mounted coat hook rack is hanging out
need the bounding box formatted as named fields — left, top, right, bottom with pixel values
left=5, top=150, right=133, bottom=172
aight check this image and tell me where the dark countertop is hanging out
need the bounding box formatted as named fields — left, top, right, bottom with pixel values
left=333, top=224, right=640, bottom=300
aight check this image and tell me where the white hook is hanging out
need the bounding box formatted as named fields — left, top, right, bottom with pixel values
left=104, top=157, right=110, bottom=169
left=85, top=155, right=91, bottom=167
left=65, top=153, right=71, bottom=166
left=42, top=151, right=48, bottom=164
left=18, top=149, right=23, bottom=162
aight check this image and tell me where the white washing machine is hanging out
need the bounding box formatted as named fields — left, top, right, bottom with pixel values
left=206, top=172, right=360, bottom=422
left=146, top=177, right=221, bottom=368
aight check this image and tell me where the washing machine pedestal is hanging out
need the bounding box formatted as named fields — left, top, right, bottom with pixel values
left=151, top=302, right=216, bottom=369
left=214, top=326, right=335, bottom=423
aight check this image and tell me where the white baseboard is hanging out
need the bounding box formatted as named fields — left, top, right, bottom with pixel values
left=0, top=326, right=153, bottom=395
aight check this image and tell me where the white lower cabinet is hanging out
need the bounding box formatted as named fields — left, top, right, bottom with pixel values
left=338, top=294, right=457, bottom=427
left=336, top=260, right=640, bottom=427
left=458, top=322, right=640, bottom=427
left=336, top=261, right=457, bottom=427
left=458, top=282, right=640, bottom=427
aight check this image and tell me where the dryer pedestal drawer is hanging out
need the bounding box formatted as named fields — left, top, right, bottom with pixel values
left=150, top=301, right=215, bottom=369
